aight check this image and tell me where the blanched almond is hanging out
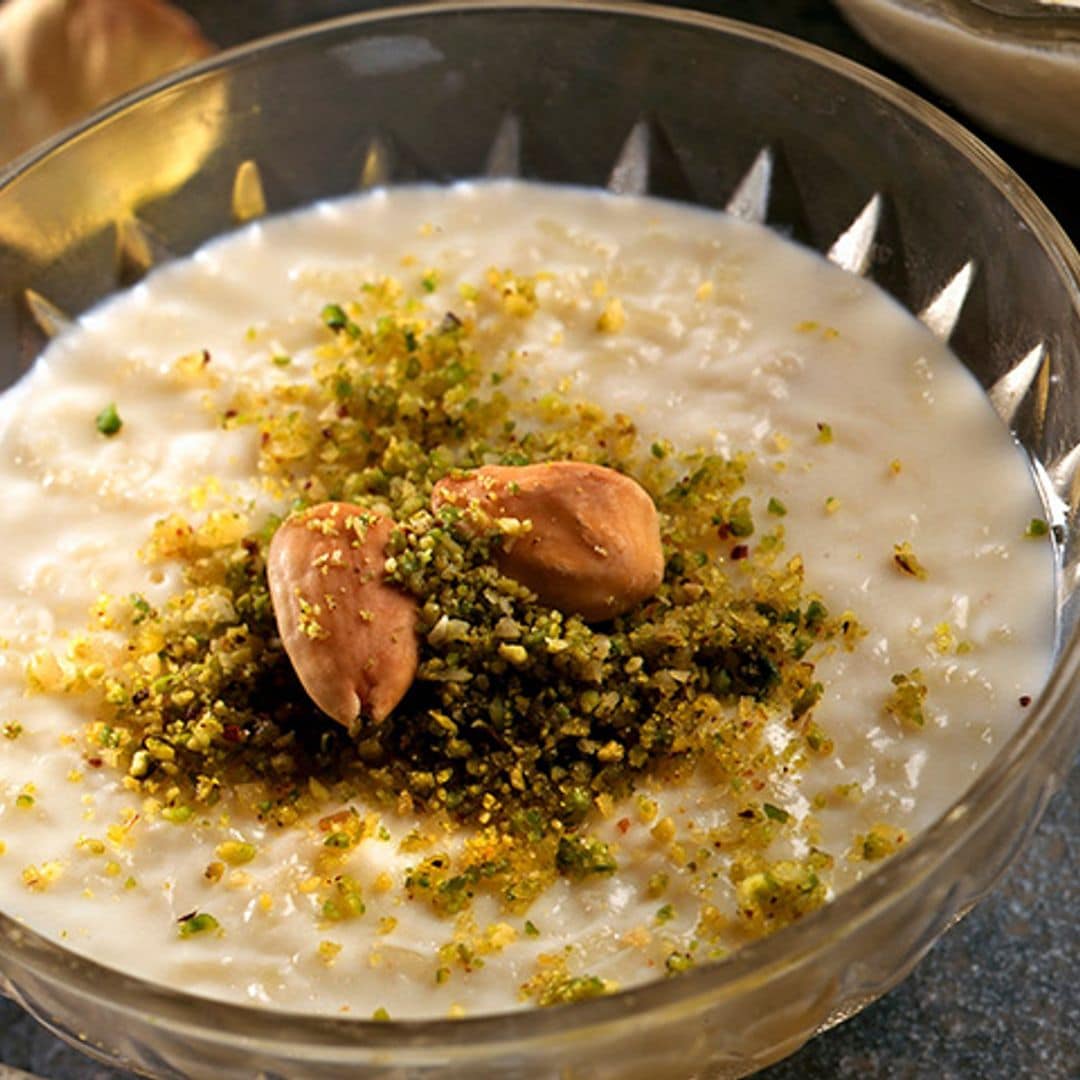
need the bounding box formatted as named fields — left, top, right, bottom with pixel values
left=431, top=461, right=663, bottom=621
left=267, top=502, right=417, bottom=729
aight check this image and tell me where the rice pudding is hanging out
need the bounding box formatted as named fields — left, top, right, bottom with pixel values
left=0, top=181, right=1054, bottom=1018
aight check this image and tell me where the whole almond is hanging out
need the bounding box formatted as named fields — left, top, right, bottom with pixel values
left=267, top=502, right=417, bottom=729
left=431, top=461, right=664, bottom=621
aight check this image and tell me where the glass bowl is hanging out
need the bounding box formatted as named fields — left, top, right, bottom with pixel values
left=1, top=2, right=1078, bottom=1076
left=834, top=0, right=1080, bottom=166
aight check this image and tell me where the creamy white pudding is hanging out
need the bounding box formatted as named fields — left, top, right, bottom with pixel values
left=0, top=182, right=1054, bottom=1017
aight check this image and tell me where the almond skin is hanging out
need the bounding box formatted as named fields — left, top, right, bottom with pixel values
left=267, top=502, right=418, bottom=729
left=432, top=461, right=664, bottom=621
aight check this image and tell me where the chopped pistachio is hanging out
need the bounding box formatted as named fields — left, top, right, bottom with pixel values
left=216, top=840, right=256, bottom=865
left=556, top=835, right=617, bottom=878
left=885, top=669, right=928, bottom=728
left=665, top=951, right=694, bottom=975
left=95, top=402, right=123, bottom=437
left=892, top=541, right=927, bottom=580
left=853, top=823, right=908, bottom=862
left=177, top=911, right=220, bottom=938
left=50, top=273, right=854, bottom=938
left=655, top=903, right=675, bottom=924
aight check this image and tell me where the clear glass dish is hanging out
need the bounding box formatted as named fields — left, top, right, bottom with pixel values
left=834, top=0, right=1080, bottom=165
left=0, top=2, right=1078, bottom=1076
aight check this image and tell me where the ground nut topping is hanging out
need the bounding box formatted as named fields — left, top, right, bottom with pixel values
left=0, top=182, right=1053, bottom=1018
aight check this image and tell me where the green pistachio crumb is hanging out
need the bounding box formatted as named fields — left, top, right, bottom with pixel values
left=534, top=974, right=610, bottom=1007
left=555, top=835, right=617, bottom=878
left=321, top=303, right=348, bottom=330
left=646, top=872, right=669, bottom=898
left=177, top=911, right=219, bottom=938
left=884, top=669, right=928, bottom=728
left=665, top=951, right=694, bottom=974
left=95, top=403, right=122, bottom=437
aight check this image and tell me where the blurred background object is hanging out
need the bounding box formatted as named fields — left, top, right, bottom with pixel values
left=0, top=0, right=212, bottom=163
left=0, top=0, right=223, bottom=259
left=835, top=0, right=1080, bottom=166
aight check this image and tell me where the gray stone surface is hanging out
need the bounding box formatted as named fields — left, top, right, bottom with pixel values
left=0, top=3, right=1077, bottom=1077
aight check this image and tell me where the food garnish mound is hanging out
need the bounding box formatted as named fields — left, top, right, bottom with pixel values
left=35, top=270, right=872, bottom=1000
